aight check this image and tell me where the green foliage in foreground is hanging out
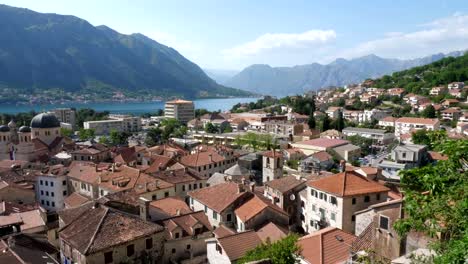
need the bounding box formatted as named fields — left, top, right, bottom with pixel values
left=395, top=131, right=468, bottom=263
left=234, top=132, right=279, bottom=151
left=238, top=234, right=301, bottom=264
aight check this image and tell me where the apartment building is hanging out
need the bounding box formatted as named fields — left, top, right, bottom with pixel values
left=84, top=115, right=141, bottom=135
left=52, top=108, right=76, bottom=129
left=342, top=127, right=395, bottom=144
left=164, top=99, right=195, bottom=123
left=300, top=171, right=389, bottom=234
left=394, top=117, right=440, bottom=137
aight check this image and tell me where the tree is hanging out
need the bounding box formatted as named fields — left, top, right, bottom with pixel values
left=347, top=135, right=373, bottom=156
left=60, top=127, right=73, bottom=137
left=320, top=115, right=331, bottom=132
left=109, top=130, right=130, bottom=146
left=145, top=127, right=162, bottom=146
left=204, top=122, right=218, bottom=133
left=308, top=111, right=316, bottom=129
left=411, top=129, right=431, bottom=148
left=238, top=234, right=300, bottom=264
left=421, top=105, right=436, bottom=118
left=78, top=128, right=95, bottom=141
left=98, top=136, right=111, bottom=146
left=394, top=135, right=468, bottom=263
left=335, top=111, right=345, bottom=131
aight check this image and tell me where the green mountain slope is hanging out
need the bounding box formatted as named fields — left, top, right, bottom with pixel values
left=373, top=52, right=468, bottom=94
left=0, top=4, right=250, bottom=99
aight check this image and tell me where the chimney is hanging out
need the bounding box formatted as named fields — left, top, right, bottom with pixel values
left=237, top=183, right=245, bottom=193
left=175, top=209, right=181, bottom=216
left=339, top=160, right=346, bottom=172
left=111, top=163, right=116, bottom=173
left=249, top=182, right=255, bottom=192
left=139, top=197, right=151, bottom=221
left=155, top=180, right=160, bottom=188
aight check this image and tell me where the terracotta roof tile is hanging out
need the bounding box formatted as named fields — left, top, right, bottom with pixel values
left=64, top=192, right=90, bottom=208
left=180, top=150, right=226, bottom=167
left=213, top=224, right=236, bottom=238
left=265, top=176, right=305, bottom=193
left=255, top=222, right=288, bottom=243
left=395, top=117, right=439, bottom=125
left=188, top=182, right=252, bottom=213
left=59, top=204, right=164, bottom=255
left=149, top=197, right=192, bottom=218
left=162, top=211, right=212, bottom=238
left=144, top=155, right=174, bottom=173
left=311, top=151, right=332, bottom=162
left=298, top=227, right=356, bottom=264
left=307, top=171, right=389, bottom=197
left=218, top=230, right=263, bottom=261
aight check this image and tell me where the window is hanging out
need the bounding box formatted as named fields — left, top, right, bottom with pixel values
left=199, top=183, right=203, bottom=188
left=323, top=193, right=328, bottom=201
left=172, top=248, right=176, bottom=254
left=194, top=184, right=197, bottom=190
left=310, top=189, right=315, bottom=196
left=146, top=238, right=153, bottom=249
left=364, top=196, right=370, bottom=202
left=319, top=192, right=323, bottom=199
left=330, top=196, right=337, bottom=205
left=216, top=243, right=223, bottom=254
left=312, top=204, right=316, bottom=212
left=213, top=211, right=218, bottom=220
left=45, top=181, right=48, bottom=186
left=376, top=193, right=381, bottom=200
left=127, top=244, right=135, bottom=257
left=51, top=192, right=54, bottom=197
left=182, top=185, right=186, bottom=191
left=331, top=212, right=336, bottom=221
left=46, top=201, right=50, bottom=206
left=379, top=215, right=389, bottom=230
left=175, top=232, right=180, bottom=239
left=227, top=213, right=232, bottom=222
left=100, top=190, right=104, bottom=196
left=40, top=190, right=44, bottom=195
left=352, top=198, right=356, bottom=204
left=152, top=195, right=157, bottom=200
left=62, top=180, right=66, bottom=186
left=41, top=200, right=44, bottom=205
left=52, top=202, right=55, bottom=207
left=40, top=180, right=43, bottom=185
left=63, top=191, right=67, bottom=196
left=402, top=152, right=407, bottom=158
left=186, top=244, right=191, bottom=250
left=46, top=191, right=49, bottom=196
left=165, top=192, right=169, bottom=198
left=104, top=252, right=113, bottom=264
left=351, top=215, right=355, bottom=221
left=204, top=205, right=207, bottom=213
left=189, top=184, right=192, bottom=190
left=50, top=182, right=54, bottom=187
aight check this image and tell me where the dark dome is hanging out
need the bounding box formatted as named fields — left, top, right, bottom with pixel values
left=30, top=113, right=60, bottom=129
left=0, top=125, right=10, bottom=132
left=18, top=126, right=31, bottom=133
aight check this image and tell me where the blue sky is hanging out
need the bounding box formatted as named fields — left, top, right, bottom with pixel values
left=2, top=0, right=468, bottom=70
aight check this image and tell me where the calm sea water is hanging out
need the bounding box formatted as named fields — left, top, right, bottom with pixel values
left=0, top=97, right=258, bottom=115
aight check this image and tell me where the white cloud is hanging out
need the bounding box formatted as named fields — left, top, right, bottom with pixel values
left=222, top=29, right=336, bottom=58
left=337, top=13, right=468, bottom=60
left=144, top=31, right=204, bottom=62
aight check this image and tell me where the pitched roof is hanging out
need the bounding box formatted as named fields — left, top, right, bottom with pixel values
left=224, top=164, right=249, bottom=176
left=59, top=204, right=164, bottom=255
left=296, top=138, right=349, bottom=148
left=188, top=182, right=252, bottom=213
left=144, top=155, right=174, bottom=173
left=311, top=151, right=333, bottom=162
left=265, top=176, right=305, bottom=193
left=234, top=194, right=288, bottom=223
left=149, top=197, right=192, bottom=218
left=64, top=192, right=90, bottom=208
left=395, top=117, right=439, bottom=125
left=67, top=162, right=102, bottom=184
left=255, top=222, right=288, bottom=243
left=213, top=224, right=236, bottom=238
left=180, top=150, right=226, bottom=167
left=218, top=230, right=263, bottom=261
left=298, top=227, right=356, bottom=264
left=162, top=211, right=212, bottom=238
left=380, top=116, right=397, bottom=122
left=307, top=171, right=389, bottom=197
left=151, top=168, right=204, bottom=184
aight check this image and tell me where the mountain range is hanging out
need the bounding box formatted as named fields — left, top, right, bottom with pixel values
left=222, top=51, right=466, bottom=97
left=0, top=4, right=250, bottom=99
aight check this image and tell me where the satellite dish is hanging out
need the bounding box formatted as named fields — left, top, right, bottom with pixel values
left=289, top=194, right=295, bottom=200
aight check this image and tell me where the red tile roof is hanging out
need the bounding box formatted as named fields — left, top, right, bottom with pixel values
left=218, top=230, right=263, bottom=261
left=298, top=227, right=356, bottom=264
left=262, top=150, right=283, bottom=158
left=256, top=222, right=288, bottom=243
left=188, top=182, right=252, bottom=213
left=265, top=176, right=305, bottom=193
left=162, top=211, right=212, bottom=238
left=213, top=224, right=236, bottom=238
left=149, top=197, right=192, bottom=218
left=395, top=117, right=439, bottom=125
left=311, top=151, right=333, bottom=162
left=296, top=138, right=349, bottom=148
left=307, top=171, right=389, bottom=197
left=180, top=150, right=226, bottom=167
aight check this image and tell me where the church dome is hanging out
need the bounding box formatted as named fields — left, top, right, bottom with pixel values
left=0, top=125, right=10, bottom=132
left=18, top=126, right=31, bottom=133
left=30, top=112, right=60, bottom=129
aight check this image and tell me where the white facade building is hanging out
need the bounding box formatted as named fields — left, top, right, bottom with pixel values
left=164, top=99, right=195, bottom=123
left=84, top=115, right=141, bottom=135
left=394, top=117, right=440, bottom=137
left=36, top=174, right=68, bottom=211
